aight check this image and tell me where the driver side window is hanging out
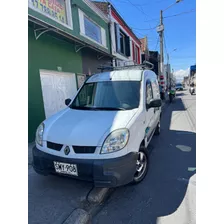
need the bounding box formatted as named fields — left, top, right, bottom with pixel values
left=146, top=80, right=153, bottom=105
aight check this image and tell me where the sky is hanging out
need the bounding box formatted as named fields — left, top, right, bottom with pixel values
left=95, top=0, right=196, bottom=80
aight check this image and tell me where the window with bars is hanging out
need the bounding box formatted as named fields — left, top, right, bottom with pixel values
left=114, top=23, right=130, bottom=57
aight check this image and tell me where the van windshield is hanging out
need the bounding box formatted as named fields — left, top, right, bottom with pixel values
left=70, top=81, right=141, bottom=110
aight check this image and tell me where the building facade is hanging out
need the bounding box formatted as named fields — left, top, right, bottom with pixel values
left=94, top=2, right=142, bottom=67
left=28, top=0, right=113, bottom=142
left=140, top=37, right=149, bottom=62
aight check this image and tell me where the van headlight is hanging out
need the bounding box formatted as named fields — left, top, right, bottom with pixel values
left=36, top=123, right=44, bottom=146
left=101, top=129, right=129, bottom=154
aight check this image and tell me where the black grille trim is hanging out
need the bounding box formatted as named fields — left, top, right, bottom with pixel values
left=47, top=141, right=63, bottom=151
left=72, top=146, right=96, bottom=154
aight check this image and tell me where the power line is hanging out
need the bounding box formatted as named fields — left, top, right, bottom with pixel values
left=145, top=9, right=196, bottom=22
left=131, top=20, right=160, bottom=31
left=107, top=0, right=136, bottom=28
left=111, top=0, right=153, bottom=6
left=134, top=30, right=148, bottom=37
left=131, top=25, right=158, bottom=31
left=165, top=9, right=196, bottom=19
left=113, top=0, right=154, bottom=29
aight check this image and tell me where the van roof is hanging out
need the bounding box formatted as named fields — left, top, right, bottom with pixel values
left=86, top=70, right=144, bottom=83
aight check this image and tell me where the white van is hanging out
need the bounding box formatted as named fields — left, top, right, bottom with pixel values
left=33, top=67, right=162, bottom=187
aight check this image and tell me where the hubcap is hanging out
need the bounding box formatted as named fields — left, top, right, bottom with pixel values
left=134, top=152, right=147, bottom=181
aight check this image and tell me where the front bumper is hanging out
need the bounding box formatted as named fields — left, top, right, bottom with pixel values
left=32, top=146, right=138, bottom=187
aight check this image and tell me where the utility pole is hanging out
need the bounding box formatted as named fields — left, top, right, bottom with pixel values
left=157, top=10, right=165, bottom=99
left=159, top=10, right=164, bottom=80
left=157, top=1, right=182, bottom=99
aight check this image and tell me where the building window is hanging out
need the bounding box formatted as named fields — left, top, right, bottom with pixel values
left=133, top=43, right=139, bottom=64
left=120, top=32, right=125, bottom=55
left=78, top=9, right=107, bottom=48
left=28, top=0, right=73, bottom=29
left=115, top=23, right=130, bottom=57
left=84, top=16, right=102, bottom=44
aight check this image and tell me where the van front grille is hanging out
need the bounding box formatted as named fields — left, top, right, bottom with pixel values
left=72, top=146, right=96, bottom=154
left=47, top=141, right=63, bottom=151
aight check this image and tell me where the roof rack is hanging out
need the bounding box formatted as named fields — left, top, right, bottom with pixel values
left=97, top=61, right=154, bottom=73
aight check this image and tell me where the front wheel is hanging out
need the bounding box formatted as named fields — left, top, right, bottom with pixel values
left=132, top=147, right=149, bottom=184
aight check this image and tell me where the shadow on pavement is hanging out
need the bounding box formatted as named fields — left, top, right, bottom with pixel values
left=93, top=96, right=196, bottom=224
left=175, top=92, right=186, bottom=97
left=146, top=97, right=196, bottom=224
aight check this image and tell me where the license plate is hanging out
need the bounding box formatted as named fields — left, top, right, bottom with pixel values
left=53, top=161, right=78, bottom=176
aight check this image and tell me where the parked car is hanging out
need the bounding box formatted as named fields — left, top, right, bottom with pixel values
left=33, top=68, right=162, bottom=187
left=176, top=83, right=184, bottom=91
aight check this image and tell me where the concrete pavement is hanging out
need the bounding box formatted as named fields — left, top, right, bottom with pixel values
left=93, top=89, right=196, bottom=224
left=28, top=163, right=93, bottom=224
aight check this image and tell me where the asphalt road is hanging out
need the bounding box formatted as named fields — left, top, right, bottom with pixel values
left=93, top=89, right=196, bottom=224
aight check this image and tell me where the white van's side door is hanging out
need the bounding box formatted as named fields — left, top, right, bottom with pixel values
left=145, top=79, right=155, bottom=143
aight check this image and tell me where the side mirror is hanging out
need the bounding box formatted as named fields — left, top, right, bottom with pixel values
left=65, top=98, right=71, bottom=106
left=147, top=99, right=162, bottom=109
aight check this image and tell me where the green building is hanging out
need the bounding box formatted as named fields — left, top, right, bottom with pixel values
left=28, top=0, right=113, bottom=142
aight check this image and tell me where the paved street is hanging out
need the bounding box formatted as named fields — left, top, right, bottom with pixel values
left=93, top=89, right=196, bottom=224
left=28, top=164, right=93, bottom=224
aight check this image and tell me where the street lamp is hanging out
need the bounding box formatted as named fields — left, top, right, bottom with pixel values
left=163, top=0, right=182, bottom=12
left=157, top=0, right=182, bottom=98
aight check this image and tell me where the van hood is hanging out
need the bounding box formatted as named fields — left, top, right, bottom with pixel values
left=43, top=108, right=138, bottom=146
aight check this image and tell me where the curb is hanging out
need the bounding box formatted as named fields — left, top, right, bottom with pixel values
left=75, top=187, right=112, bottom=224
left=87, top=187, right=109, bottom=204
left=64, top=209, right=90, bottom=224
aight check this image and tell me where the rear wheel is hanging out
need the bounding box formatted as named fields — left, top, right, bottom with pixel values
left=132, top=147, right=149, bottom=184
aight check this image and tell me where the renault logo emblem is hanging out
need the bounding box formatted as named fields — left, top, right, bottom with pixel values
left=64, top=146, right=70, bottom=155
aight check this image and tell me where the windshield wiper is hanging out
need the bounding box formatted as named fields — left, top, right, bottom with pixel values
left=70, top=106, right=93, bottom=110
left=91, top=107, right=126, bottom=111
left=70, top=106, right=128, bottom=111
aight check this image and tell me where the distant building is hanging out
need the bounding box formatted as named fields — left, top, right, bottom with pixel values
left=189, top=65, right=196, bottom=85
left=148, top=51, right=160, bottom=76
left=139, top=37, right=149, bottom=62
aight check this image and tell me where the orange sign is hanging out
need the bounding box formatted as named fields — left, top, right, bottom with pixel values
left=29, top=0, right=67, bottom=25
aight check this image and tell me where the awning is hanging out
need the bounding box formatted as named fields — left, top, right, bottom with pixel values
left=28, top=15, right=114, bottom=59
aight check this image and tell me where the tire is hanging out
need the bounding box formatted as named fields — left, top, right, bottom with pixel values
left=154, top=119, right=161, bottom=136
left=131, top=146, right=149, bottom=185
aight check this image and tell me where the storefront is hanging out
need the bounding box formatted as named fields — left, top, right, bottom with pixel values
left=28, top=25, right=83, bottom=142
